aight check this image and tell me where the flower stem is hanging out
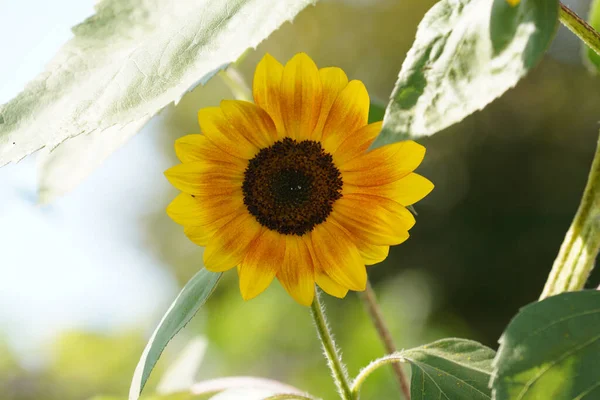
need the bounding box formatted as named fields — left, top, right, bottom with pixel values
left=540, top=134, right=600, bottom=299
left=310, top=289, right=353, bottom=400
left=358, top=280, right=410, bottom=400
left=559, top=2, right=600, bottom=57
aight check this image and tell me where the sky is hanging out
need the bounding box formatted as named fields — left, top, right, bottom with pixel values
left=0, top=0, right=178, bottom=363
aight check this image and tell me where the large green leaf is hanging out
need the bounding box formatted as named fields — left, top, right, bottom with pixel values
left=492, top=291, right=600, bottom=400
left=0, top=0, right=314, bottom=167
left=129, top=269, right=222, bottom=400
left=587, top=0, right=600, bottom=72
left=371, top=0, right=559, bottom=148
left=402, top=338, right=496, bottom=400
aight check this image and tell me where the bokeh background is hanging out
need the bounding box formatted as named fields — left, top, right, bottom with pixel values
left=1, top=0, right=600, bottom=399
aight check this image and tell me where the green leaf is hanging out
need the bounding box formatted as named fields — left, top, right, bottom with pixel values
left=402, top=338, right=496, bottom=400
left=587, top=0, right=600, bottom=72
left=368, top=101, right=386, bottom=124
left=0, top=0, right=314, bottom=167
left=129, top=269, right=222, bottom=400
left=36, top=68, right=237, bottom=203
left=371, top=0, right=559, bottom=148
left=491, top=291, right=600, bottom=400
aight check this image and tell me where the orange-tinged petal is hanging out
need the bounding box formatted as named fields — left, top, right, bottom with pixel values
left=183, top=207, right=243, bottom=246
left=309, top=221, right=366, bottom=291
left=280, top=53, right=323, bottom=140
left=340, top=141, right=426, bottom=187
left=311, top=67, right=348, bottom=141
left=331, top=194, right=412, bottom=246
left=203, top=212, right=262, bottom=272
left=321, top=80, right=369, bottom=154
left=345, top=172, right=434, bottom=206
left=238, top=229, right=285, bottom=300
left=164, top=161, right=243, bottom=196
left=253, top=53, right=285, bottom=133
left=332, top=122, right=382, bottom=166
left=220, top=100, right=280, bottom=148
left=174, top=134, right=244, bottom=167
left=277, top=236, right=315, bottom=306
left=167, top=192, right=244, bottom=227
left=357, top=242, right=390, bottom=266
left=198, top=107, right=259, bottom=159
left=315, top=268, right=348, bottom=298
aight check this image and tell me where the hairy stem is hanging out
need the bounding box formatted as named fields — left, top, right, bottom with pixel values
left=559, top=2, right=600, bottom=57
left=310, top=289, right=353, bottom=400
left=351, top=354, right=406, bottom=397
left=541, top=135, right=600, bottom=299
left=358, top=280, right=410, bottom=399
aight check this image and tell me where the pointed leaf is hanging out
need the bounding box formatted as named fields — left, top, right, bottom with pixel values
left=372, top=0, right=559, bottom=148
left=0, top=0, right=314, bottom=167
left=130, top=269, right=222, bottom=400
left=492, top=291, right=600, bottom=400
left=401, top=338, right=496, bottom=400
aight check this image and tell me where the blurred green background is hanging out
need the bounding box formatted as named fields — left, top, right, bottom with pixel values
left=2, top=0, right=600, bottom=399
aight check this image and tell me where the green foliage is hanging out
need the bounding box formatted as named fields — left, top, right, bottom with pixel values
left=490, top=0, right=559, bottom=65
left=130, top=269, right=222, bottom=400
left=401, top=339, right=496, bottom=400
left=587, top=0, right=600, bottom=71
left=372, top=0, right=559, bottom=149
left=50, top=332, right=148, bottom=399
left=0, top=0, right=314, bottom=167
left=367, top=102, right=385, bottom=124
left=492, top=291, right=600, bottom=400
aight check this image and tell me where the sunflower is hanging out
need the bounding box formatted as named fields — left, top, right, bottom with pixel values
left=165, top=53, right=433, bottom=306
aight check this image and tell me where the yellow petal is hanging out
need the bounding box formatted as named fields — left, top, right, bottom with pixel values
left=280, top=53, right=323, bottom=140
left=253, top=53, right=285, bottom=133
left=315, top=268, right=349, bottom=298
left=277, top=236, right=315, bottom=306
left=332, top=122, right=382, bottom=166
left=183, top=214, right=234, bottom=246
left=340, top=141, right=426, bottom=187
left=321, top=80, right=369, bottom=153
left=358, top=242, right=390, bottom=266
left=174, top=134, right=245, bottom=167
left=311, top=67, right=348, bottom=141
left=331, top=194, right=412, bottom=246
left=167, top=192, right=244, bottom=228
left=203, top=212, right=262, bottom=272
left=345, top=173, right=434, bottom=206
left=308, top=221, right=366, bottom=291
left=198, top=107, right=259, bottom=159
left=238, top=229, right=285, bottom=300
left=164, top=161, right=243, bottom=196
left=220, top=100, right=280, bottom=149
left=184, top=225, right=214, bottom=247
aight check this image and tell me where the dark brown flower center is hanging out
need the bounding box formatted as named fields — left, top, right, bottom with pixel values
left=242, top=138, right=343, bottom=236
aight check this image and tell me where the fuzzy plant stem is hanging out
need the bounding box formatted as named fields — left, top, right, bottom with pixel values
left=559, top=2, right=600, bottom=57
left=541, top=135, right=600, bottom=299
left=310, top=289, right=354, bottom=400
left=358, top=280, right=410, bottom=399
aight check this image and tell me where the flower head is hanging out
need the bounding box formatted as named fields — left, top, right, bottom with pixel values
left=165, top=53, right=433, bottom=306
